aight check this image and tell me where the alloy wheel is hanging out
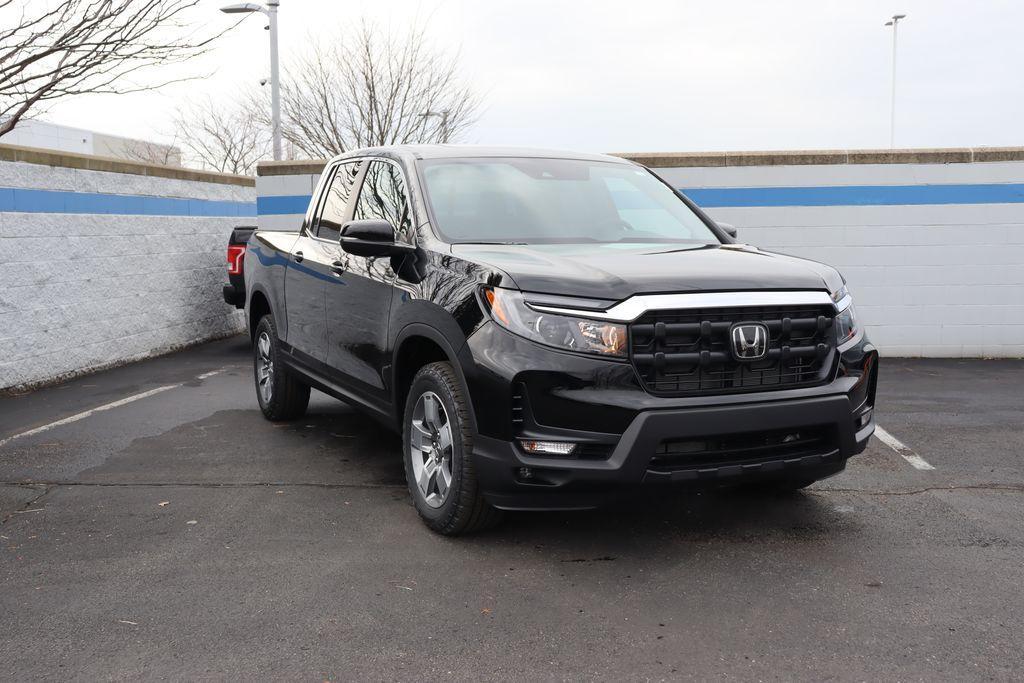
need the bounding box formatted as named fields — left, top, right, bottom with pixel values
left=256, top=331, right=274, bottom=404
left=409, top=391, right=454, bottom=508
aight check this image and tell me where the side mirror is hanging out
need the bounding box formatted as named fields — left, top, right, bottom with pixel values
left=718, top=222, right=738, bottom=239
left=340, top=219, right=415, bottom=257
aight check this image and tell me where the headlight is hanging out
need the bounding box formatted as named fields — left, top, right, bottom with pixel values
left=835, top=302, right=860, bottom=345
left=481, top=287, right=626, bottom=357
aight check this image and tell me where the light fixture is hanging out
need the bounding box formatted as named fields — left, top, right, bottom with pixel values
left=219, top=2, right=265, bottom=13
left=519, top=440, right=577, bottom=456
left=481, top=287, right=627, bottom=358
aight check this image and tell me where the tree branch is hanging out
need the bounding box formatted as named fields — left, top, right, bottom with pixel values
left=0, top=0, right=236, bottom=136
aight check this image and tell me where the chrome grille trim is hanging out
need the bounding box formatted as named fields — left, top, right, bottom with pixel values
left=527, top=290, right=841, bottom=323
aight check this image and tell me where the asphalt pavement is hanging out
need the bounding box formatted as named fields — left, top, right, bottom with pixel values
left=1, top=336, right=1022, bottom=681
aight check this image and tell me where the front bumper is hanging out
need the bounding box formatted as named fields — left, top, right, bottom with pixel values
left=474, top=393, right=874, bottom=510
left=463, top=321, right=877, bottom=510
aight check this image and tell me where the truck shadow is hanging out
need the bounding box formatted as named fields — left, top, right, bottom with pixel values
left=276, top=401, right=865, bottom=553
left=289, top=403, right=863, bottom=555
left=498, top=487, right=858, bottom=548
left=83, top=395, right=862, bottom=558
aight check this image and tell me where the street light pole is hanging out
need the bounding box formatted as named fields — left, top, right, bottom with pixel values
left=267, top=1, right=281, bottom=161
left=419, top=110, right=451, bottom=143
left=885, top=13, right=907, bottom=149
left=221, top=1, right=282, bottom=160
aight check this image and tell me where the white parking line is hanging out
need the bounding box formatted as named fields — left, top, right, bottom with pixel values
left=0, top=367, right=232, bottom=449
left=875, top=425, right=936, bottom=471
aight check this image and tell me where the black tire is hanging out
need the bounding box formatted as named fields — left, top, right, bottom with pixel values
left=253, top=314, right=310, bottom=421
left=402, top=362, right=502, bottom=535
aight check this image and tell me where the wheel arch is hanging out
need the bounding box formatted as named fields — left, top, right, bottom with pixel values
left=247, top=285, right=273, bottom=340
left=392, top=323, right=477, bottom=431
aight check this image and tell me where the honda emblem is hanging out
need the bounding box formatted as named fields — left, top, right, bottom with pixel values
left=730, top=323, right=769, bottom=361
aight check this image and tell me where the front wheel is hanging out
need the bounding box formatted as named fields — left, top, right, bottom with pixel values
left=402, top=362, right=502, bottom=535
left=253, top=314, right=310, bottom=421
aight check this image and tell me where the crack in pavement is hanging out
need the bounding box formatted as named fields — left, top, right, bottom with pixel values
left=815, top=483, right=1024, bottom=496
left=1, top=484, right=53, bottom=526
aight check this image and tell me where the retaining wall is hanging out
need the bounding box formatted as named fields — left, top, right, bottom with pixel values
left=0, top=144, right=256, bottom=391
left=258, top=147, right=1024, bottom=358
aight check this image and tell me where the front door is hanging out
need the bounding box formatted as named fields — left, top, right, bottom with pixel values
left=325, top=159, right=413, bottom=398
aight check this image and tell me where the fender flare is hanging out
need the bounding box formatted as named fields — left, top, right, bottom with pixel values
left=391, top=322, right=478, bottom=431
left=246, top=283, right=277, bottom=337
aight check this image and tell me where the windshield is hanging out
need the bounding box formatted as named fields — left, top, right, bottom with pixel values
left=418, top=157, right=721, bottom=245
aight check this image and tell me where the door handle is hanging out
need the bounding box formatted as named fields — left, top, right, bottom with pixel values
left=293, top=251, right=304, bottom=263
left=330, top=260, right=345, bottom=275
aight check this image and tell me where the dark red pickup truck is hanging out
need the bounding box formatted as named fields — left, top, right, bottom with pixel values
left=222, top=225, right=256, bottom=309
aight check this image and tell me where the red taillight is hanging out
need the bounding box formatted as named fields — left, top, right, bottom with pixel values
left=227, top=244, right=246, bottom=275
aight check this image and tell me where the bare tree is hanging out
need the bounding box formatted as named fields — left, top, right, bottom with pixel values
left=116, top=134, right=182, bottom=166
left=0, top=0, right=231, bottom=136
left=248, top=21, right=479, bottom=158
left=172, top=96, right=271, bottom=175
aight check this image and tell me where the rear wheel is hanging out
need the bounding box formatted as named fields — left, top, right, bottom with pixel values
left=253, top=314, right=310, bottom=421
left=402, top=362, right=502, bottom=535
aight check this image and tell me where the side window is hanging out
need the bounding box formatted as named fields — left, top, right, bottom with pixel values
left=353, top=160, right=414, bottom=243
left=316, top=161, right=361, bottom=241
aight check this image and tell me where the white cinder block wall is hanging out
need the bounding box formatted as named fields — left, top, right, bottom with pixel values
left=255, top=161, right=323, bottom=231
left=257, top=148, right=1024, bottom=358
left=645, top=151, right=1024, bottom=358
left=0, top=145, right=255, bottom=391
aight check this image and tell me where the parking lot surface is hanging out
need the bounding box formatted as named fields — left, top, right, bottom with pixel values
left=1, top=336, right=1022, bottom=681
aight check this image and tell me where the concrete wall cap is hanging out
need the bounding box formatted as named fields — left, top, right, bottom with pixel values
left=257, top=159, right=329, bottom=176
left=257, top=147, right=1024, bottom=174
left=614, top=147, right=1024, bottom=168
left=0, top=142, right=255, bottom=186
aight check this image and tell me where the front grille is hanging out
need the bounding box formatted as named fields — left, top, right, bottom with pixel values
left=649, top=426, right=836, bottom=472
left=629, top=304, right=836, bottom=396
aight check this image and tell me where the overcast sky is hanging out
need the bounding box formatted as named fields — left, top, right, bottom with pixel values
left=45, top=0, right=1024, bottom=155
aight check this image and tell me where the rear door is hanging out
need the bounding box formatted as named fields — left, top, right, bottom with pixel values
left=283, top=161, right=362, bottom=363
left=324, top=159, right=412, bottom=396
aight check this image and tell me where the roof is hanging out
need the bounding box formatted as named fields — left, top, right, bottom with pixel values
left=330, top=144, right=631, bottom=165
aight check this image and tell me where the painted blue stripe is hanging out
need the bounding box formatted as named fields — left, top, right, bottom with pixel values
left=257, top=194, right=311, bottom=215
left=681, top=183, right=1024, bottom=208
left=0, top=187, right=255, bottom=216
left=253, top=182, right=1024, bottom=215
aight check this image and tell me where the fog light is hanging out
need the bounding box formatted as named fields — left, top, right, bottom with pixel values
left=519, top=440, right=576, bottom=456
left=857, top=407, right=874, bottom=428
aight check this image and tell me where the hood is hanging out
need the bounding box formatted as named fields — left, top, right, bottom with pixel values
left=449, top=242, right=844, bottom=301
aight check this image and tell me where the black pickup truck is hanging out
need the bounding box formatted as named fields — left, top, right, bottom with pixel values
left=243, top=146, right=877, bottom=535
